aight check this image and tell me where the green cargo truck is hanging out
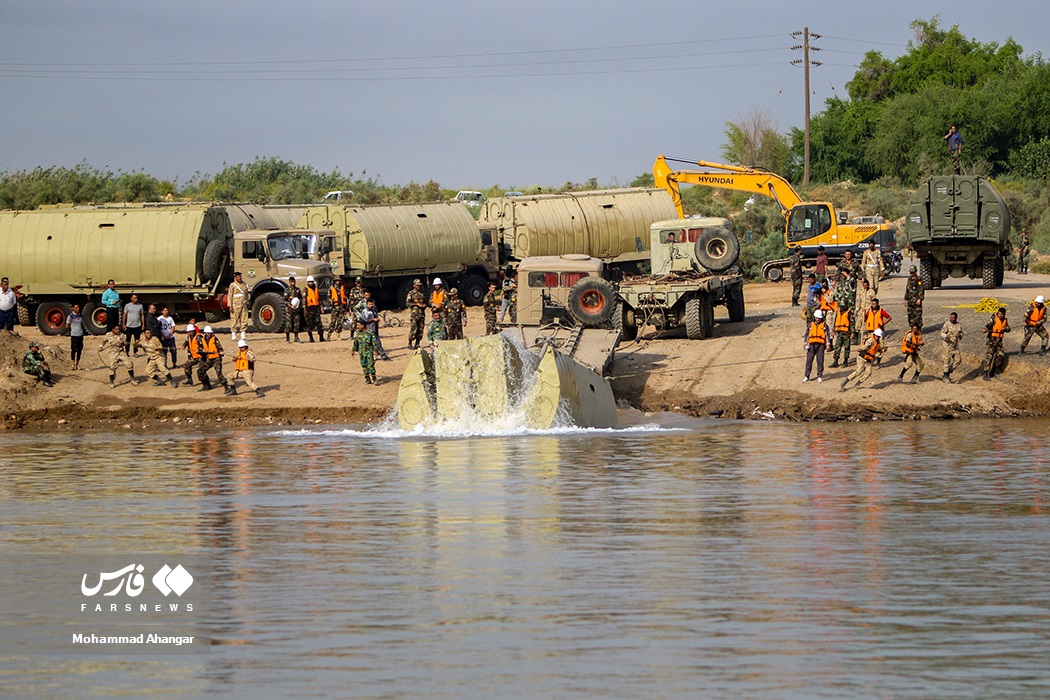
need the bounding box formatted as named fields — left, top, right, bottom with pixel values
left=0, top=206, right=333, bottom=335
left=903, top=175, right=1012, bottom=289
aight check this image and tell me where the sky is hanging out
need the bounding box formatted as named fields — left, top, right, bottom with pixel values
left=1, top=1, right=1046, bottom=191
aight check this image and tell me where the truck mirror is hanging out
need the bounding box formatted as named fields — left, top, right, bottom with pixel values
left=257, top=250, right=267, bottom=263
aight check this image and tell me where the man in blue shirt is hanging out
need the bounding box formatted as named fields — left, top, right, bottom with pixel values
left=944, top=125, right=962, bottom=174
left=100, top=279, right=121, bottom=332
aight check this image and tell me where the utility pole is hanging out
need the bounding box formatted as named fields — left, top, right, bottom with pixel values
left=791, top=28, right=821, bottom=186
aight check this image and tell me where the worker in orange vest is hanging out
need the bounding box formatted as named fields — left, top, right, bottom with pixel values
left=898, top=323, right=925, bottom=384
left=803, top=309, right=828, bottom=383
left=983, top=307, right=1011, bottom=380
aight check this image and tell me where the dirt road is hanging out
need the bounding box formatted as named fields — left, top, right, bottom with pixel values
left=3, top=267, right=1050, bottom=430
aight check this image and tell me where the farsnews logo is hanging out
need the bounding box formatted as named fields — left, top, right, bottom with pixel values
left=81, top=564, right=193, bottom=597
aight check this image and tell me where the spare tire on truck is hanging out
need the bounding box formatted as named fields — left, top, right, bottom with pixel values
left=694, top=228, right=740, bottom=273
left=567, top=277, right=616, bottom=328
left=202, top=239, right=230, bottom=284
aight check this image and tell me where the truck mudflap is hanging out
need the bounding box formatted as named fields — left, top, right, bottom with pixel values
left=395, top=330, right=617, bottom=431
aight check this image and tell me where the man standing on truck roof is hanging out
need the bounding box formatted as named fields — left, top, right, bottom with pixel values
left=944, top=125, right=963, bottom=175
left=407, top=279, right=427, bottom=349
left=483, top=282, right=499, bottom=335
left=983, top=307, right=1010, bottom=380
left=445, top=288, right=466, bottom=340
left=101, top=279, right=121, bottom=332
left=941, top=312, right=964, bottom=384
left=0, top=277, right=18, bottom=333
left=904, top=265, right=925, bottom=330
left=1019, top=295, right=1048, bottom=356
left=285, top=277, right=304, bottom=343
left=789, top=247, right=804, bottom=307
left=229, top=271, right=249, bottom=341
left=303, top=275, right=325, bottom=343
left=861, top=241, right=884, bottom=293
left=98, top=324, right=138, bottom=389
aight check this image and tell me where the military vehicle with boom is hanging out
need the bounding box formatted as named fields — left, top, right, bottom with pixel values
left=902, top=175, right=1011, bottom=289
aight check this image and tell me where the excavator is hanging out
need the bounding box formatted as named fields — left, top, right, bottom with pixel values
left=653, top=155, right=901, bottom=282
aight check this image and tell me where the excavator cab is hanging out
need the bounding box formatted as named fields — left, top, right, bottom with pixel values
left=787, top=204, right=833, bottom=245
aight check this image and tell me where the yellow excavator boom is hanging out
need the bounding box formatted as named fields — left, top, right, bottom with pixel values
left=653, top=155, right=805, bottom=218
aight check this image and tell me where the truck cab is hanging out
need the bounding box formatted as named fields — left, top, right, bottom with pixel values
left=233, top=229, right=336, bottom=332
left=516, top=254, right=606, bottom=326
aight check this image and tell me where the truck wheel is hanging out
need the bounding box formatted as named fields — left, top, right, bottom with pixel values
left=994, top=255, right=1005, bottom=287
left=17, top=299, right=33, bottom=327
left=694, top=229, right=740, bottom=273
left=202, top=239, right=230, bottom=284
left=982, top=256, right=996, bottom=289
left=567, top=277, right=616, bottom=328
left=765, top=266, right=783, bottom=282
left=36, top=301, right=71, bottom=336
left=251, top=292, right=288, bottom=334
left=919, top=257, right=932, bottom=288
left=82, top=302, right=108, bottom=335
left=613, top=300, right=637, bottom=341
left=205, top=311, right=225, bottom=324
left=685, top=294, right=714, bottom=339
left=395, top=279, right=415, bottom=310
left=457, top=273, right=489, bottom=307
left=701, top=294, right=715, bottom=338
left=726, top=283, right=745, bottom=323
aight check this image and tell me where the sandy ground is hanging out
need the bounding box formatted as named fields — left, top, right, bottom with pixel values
left=3, top=266, right=1050, bottom=430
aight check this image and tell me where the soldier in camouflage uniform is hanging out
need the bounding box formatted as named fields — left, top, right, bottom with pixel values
left=789, top=246, right=804, bottom=307
left=941, top=312, right=964, bottom=383
left=197, top=326, right=231, bottom=393
left=351, top=319, right=379, bottom=385
left=285, top=277, right=304, bottom=343
left=1017, top=229, right=1031, bottom=274
left=837, top=249, right=859, bottom=284
left=406, top=278, right=427, bottom=349
left=426, top=309, right=447, bottom=351
left=328, top=279, right=347, bottom=340
left=827, top=298, right=853, bottom=368
left=483, top=282, right=499, bottom=335
left=137, top=328, right=174, bottom=387
left=904, top=265, right=925, bottom=329
left=98, top=325, right=138, bottom=388
left=983, top=307, right=1011, bottom=380
left=22, top=341, right=54, bottom=387
left=1019, top=294, right=1048, bottom=355
left=444, top=288, right=467, bottom=340
left=346, top=277, right=365, bottom=338
left=853, top=277, right=875, bottom=343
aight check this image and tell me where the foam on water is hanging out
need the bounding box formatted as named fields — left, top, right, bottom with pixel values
left=275, top=418, right=687, bottom=441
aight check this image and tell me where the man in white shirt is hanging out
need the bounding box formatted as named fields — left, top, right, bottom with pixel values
left=0, top=277, right=17, bottom=332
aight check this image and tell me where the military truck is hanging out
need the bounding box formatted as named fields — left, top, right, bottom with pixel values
left=479, top=187, right=679, bottom=273
left=515, top=217, right=745, bottom=341
left=298, top=202, right=496, bottom=308
left=903, top=175, right=1012, bottom=289
left=0, top=206, right=333, bottom=335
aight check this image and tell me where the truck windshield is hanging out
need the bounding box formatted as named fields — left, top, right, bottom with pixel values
left=268, top=234, right=319, bottom=261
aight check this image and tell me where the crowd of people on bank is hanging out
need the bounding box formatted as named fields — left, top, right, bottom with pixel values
left=790, top=247, right=1047, bottom=390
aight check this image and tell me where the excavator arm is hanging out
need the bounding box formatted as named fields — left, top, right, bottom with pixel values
left=653, top=155, right=805, bottom=219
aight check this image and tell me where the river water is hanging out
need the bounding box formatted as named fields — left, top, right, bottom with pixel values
left=1, top=414, right=1049, bottom=698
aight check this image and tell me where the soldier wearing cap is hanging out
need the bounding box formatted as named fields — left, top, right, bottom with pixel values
left=137, top=328, right=174, bottom=387
left=841, top=327, right=883, bottom=391
left=196, top=325, right=230, bottom=392
left=904, top=264, right=925, bottom=329
left=285, top=276, right=304, bottom=343
left=228, top=270, right=249, bottom=341
left=227, top=338, right=263, bottom=397
left=483, top=281, right=499, bottom=335
left=445, top=287, right=466, bottom=340
left=303, top=275, right=325, bottom=342
left=426, top=308, right=447, bottom=351
left=347, top=276, right=365, bottom=339
left=789, top=246, right=804, bottom=307
left=22, top=341, right=54, bottom=387
left=352, top=319, right=379, bottom=385
left=406, top=278, right=427, bottom=349
left=1019, top=294, right=1048, bottom=355
left=940, top=312, right=964, bottom=384
left=99, top=324, right=138, bottom=388
left=861, top=240, right=884, bottom=293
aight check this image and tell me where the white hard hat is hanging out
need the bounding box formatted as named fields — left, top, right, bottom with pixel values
left=433, top=277, right=443, bottom=286
left=186, top=324, right=196, bottom=332
left=203, top=326, right=214, bottom=334
left=1036, top=295, right=1045, bottom=304
left=237, top=339, right=248, bottom=348
left=874, top=328, right=883, bottom=337
left=290, top=297, right=300, bottom=309
left=306, top=275, right=315, bottom=283
left=813, top=310, right=824, bottom=319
